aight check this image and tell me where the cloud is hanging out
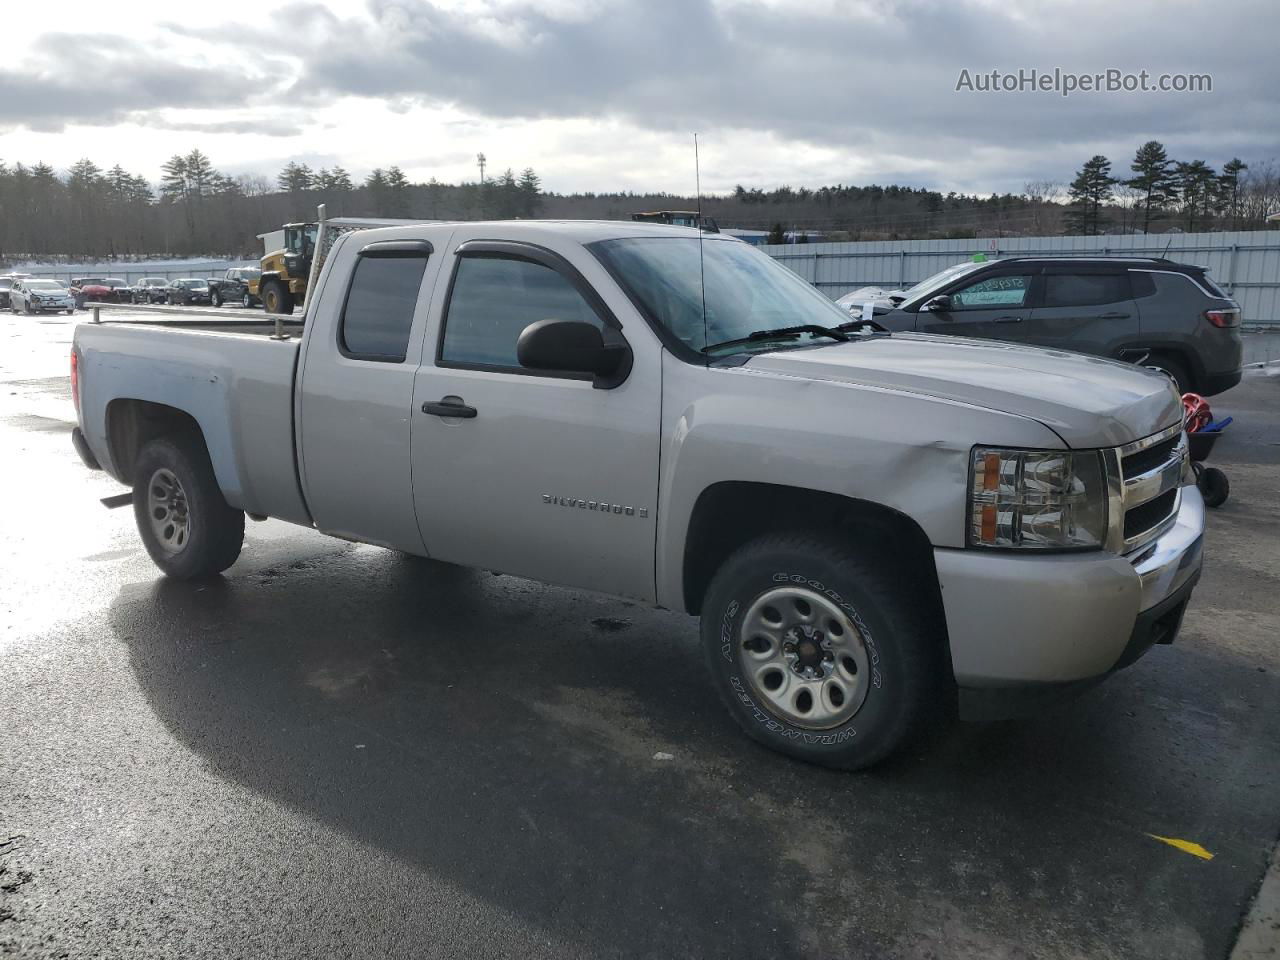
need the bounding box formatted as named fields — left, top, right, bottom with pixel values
left=0, top=32, right=272, bottom=132
left=254, top=0, right=1280, bottom=188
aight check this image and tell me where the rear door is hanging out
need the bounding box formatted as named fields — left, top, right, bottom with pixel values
left=408, top=232, right=661, bottom=601
left=1025, top=267, right=1139, bottom=356
left=296, top=232, right=449, bottom=552
left=912, top=268, right=1039, bottom=341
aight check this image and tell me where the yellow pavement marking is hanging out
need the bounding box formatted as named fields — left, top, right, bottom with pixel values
left=1147, top=834, right=1215, bottom=860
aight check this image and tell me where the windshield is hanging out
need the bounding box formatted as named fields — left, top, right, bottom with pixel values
left=900, top=260, right=990, bottom=303
left=592, top=237, right=854, bottom=356
left=29, top=281, right=63, bottom=291
left=106, top=279, right=127, bottom=287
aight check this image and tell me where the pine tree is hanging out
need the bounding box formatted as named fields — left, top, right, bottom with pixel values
left=1174, top=160, right=1217, bottom=231
left=1219, top=158, right=1248, bottom=227
left=1126, top=141, right=1177, bottom=234
left=767, top=222, right=785, bottom=244
left=1065, top=155, right=1115, bottom=235
left=518, top=168, right=542, bottom=217
left=160, top=154, right=189, bottom=202
left=385, top=166, right=410, bottom=217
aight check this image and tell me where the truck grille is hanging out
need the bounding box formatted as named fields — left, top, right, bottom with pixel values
left=1113, top=424, right=1187, bottom=553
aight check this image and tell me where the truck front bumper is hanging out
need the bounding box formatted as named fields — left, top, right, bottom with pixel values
left=934, top=484, right=1205, bottom=720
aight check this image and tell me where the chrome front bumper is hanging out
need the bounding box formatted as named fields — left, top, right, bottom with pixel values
left=935, top=483, right=1206, bottom=693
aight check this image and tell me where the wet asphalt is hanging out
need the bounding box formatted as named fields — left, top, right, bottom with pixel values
left=2, top=312, right=1279, bottom=959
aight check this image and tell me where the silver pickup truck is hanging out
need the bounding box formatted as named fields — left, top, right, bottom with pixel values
left=70, top=220, right=1204, bottom=769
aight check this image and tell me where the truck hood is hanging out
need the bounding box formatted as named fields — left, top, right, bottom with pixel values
left=743, top=333, right=1182, bottom=448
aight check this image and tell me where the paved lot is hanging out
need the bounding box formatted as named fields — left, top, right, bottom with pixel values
left=2, top=313, right=1278, bottom=959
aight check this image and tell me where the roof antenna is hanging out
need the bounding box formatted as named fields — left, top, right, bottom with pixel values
left=695, top=133, right=708, bottom=359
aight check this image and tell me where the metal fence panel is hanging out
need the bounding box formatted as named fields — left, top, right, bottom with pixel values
left=761, top=230, right=1280, bottom=328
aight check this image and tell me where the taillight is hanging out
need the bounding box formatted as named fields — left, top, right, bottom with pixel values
left=1205, top=308, right=1240, bottom=328
left=70, top=348, right=79, bottom=410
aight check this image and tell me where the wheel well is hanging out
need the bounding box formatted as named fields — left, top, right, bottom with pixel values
left=682, top=482, right=945, bottom=625
left=105, top=399, right=206, bottom=485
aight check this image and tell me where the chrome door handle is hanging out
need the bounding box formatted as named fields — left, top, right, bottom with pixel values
left=421, top=396, right=477, bottom=419
left=994, top=316, right=1023, bottom=323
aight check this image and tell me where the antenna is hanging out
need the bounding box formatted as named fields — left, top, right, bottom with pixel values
left=1160, top=234, right=1174, bottom=260
left=695, top=133, right=707, bottom=358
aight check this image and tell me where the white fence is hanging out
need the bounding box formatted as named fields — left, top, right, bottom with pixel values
left=761, top=230, right=1280, bottom=329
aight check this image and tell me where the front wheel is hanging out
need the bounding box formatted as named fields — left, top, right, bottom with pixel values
left=242, top=292, right=253, bottom=309
left=210, top=288, right=222, bottom=307
left=700, top=533, right=943, bottom=770
left=260, top=280, right=295, bottom=315
left=133, top=436, right=244, bottom=579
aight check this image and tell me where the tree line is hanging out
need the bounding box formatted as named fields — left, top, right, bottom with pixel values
left=1, top=145, right=1277, bottom=263
left=1063, top=142, right=1273, bottom=235
left=0, top=151, right=546, bottom=262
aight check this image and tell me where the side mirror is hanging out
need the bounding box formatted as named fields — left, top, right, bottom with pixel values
left=923, top=295, right=951, bottom=313
left=517, top=319, right=631, bottom=388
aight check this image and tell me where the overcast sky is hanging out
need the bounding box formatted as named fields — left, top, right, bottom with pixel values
left=1, top=0, right=1276, bottom=196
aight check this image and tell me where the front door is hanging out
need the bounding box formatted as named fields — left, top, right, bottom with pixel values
left=410, top=237, right=660, bottom=601
left=913, top=269, right=1039, bottom=342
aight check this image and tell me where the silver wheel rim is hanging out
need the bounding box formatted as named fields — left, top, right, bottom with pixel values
left=736, top=585, right=871, bottom=729
left=147, top=467, right=191, bottom=554
left=242, top=294, right=251, bottom=308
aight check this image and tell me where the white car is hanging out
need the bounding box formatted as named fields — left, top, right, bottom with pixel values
left=9, top=279, right=75, bottom=315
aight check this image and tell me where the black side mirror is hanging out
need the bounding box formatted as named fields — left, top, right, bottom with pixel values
left=923, top=294, right=951, bottom=312
left=517, top=319, right=631, bottom=388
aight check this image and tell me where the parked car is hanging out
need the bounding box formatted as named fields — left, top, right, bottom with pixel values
left=165, top=278, right=213, bottom=305
left=69, top=222, right=1203, bottom=771
left=866, top=257, right=1242, bottom=395
left=130, top=277, right=170, bottom=304
left=70, top=277, right=131, bottom=309
left=0, top=276, right=17, bottom=309
left=207, top=267, right=262, bottom=307
left=9, top=278, right=75, bottom=314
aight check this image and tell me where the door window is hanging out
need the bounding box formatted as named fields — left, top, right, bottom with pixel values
left=1042, top=273, right=1130, bottom=308
left=950, top=274, right=1032, bottom=309
left=339, top=254, right=430, bottom=362
left=439, top=255, right=605, bottom=370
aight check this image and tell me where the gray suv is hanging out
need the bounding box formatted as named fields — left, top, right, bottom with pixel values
left=871, top=257, right=1243, bottom=395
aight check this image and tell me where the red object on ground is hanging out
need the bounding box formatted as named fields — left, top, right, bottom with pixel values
left=1182, top=393, right=1213, bottom=433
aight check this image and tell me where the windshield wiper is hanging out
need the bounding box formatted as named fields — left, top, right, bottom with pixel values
left=835, top=317, right=891, bottom=334
left=701, top=324, right=849, bottom=354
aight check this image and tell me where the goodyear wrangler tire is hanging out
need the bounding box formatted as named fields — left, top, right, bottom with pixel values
left=701, top=533, right=941, bottom=770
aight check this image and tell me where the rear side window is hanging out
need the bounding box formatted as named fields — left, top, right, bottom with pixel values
left=1129, top=272, right=1156, bottom=299
left=340, top=254, right=430, bottom=362
left=1042, top=273, right=1130, bottom=308
left=440, top=255, right=605, bottom=369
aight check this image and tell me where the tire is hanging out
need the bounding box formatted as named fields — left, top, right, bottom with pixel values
left=133, top=435, right=245, bottom=579
left=210, top=288, right=223, bottom=308
left=1144, top=354, right=1191, bottom=395
left=1197, top=466, right=1229, bottom=508
left=261, top=280, right=295, bottom=315
left=700, top=533, right=943, bottom=770
left=242, top=292, right=253, bottom=309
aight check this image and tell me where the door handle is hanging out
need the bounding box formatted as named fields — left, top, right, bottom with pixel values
left=1098, top=312, right=1131, bottom=320
left=421, top=396, right=477, bottom=419
left=993, top=315, right=1023, bottom=323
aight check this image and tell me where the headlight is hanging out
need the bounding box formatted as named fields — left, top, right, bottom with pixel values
left=969, top=447, right=1108, bottom=550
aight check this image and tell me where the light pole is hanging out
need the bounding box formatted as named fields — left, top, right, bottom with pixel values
left=477, top=153, right=487, bottom=184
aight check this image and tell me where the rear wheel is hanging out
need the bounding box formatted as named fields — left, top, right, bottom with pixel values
left=133, top=435, right=244, bottom=579
left=700, top=533, right=943, bottom=770
left=242, top=292, right=253, bottom=309
left=261, top=280, right=295, bottom=315
left=1144, top=353, right=1190, bottom=394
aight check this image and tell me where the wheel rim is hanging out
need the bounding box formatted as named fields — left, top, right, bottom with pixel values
left=147, top=467, right=191, bottom=554
left=242, top=293, right=251, bottom=308
left=736, top=585, right=871, bottom=730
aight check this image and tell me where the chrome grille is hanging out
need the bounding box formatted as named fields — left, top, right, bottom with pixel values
left=1109, top=424, right=1187, bottom=554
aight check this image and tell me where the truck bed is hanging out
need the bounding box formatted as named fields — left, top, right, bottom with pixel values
left=74, top=309, right=310, bottom=525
